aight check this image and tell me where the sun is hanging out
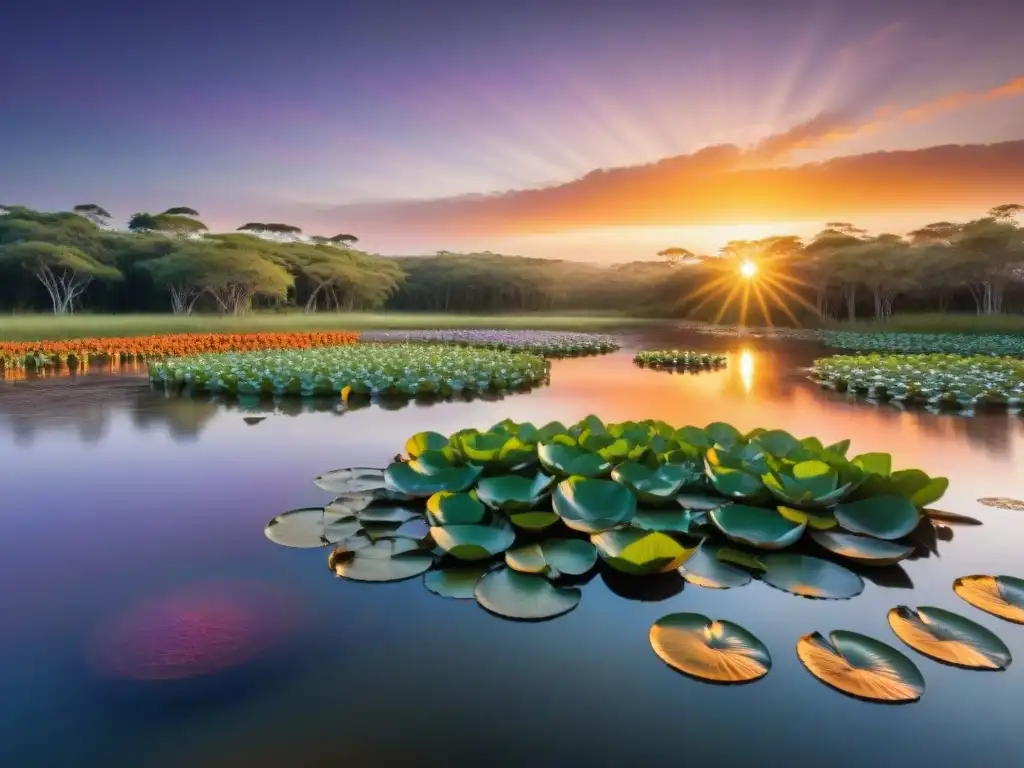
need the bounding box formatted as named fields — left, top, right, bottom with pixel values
left=739, top=260, right=758, bottom=279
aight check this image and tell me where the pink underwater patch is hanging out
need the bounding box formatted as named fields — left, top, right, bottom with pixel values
left=87, top=582, right=302, bottom=681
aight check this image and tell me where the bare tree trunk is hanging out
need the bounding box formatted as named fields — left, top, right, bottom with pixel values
left=304, top=282, right=326, bottom=313
left=32, top=265, right=92, bottom=315
left=168, top=283, right=200, bottom=315
left=842, top=284, right=857, bottom=321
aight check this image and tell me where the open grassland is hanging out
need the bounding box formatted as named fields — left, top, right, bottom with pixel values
left=0, top=312, right=656, bottom=342
left=834, top=313, right=1024, bottom=335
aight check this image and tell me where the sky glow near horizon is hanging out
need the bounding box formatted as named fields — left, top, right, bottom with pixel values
left=2, top=0, right=1023, bottom=261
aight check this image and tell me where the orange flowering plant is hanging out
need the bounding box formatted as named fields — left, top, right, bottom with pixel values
left=0, top=331, right=359, bottom=370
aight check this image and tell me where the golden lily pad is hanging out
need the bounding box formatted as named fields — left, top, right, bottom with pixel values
left=650, top=613, right=771, bottom=683
left=797, top=630, right=925, bottom=703
left=953, top=574, right=1024, bottom=624
left=887, top=606, right=1012, bottom=670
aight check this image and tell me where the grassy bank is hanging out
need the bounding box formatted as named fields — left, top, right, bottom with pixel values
left=0, top=312, right=657, bottom=341
left=833, top=313, right=1024, bottom=335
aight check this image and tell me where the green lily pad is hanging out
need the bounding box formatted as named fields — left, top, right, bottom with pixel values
left=612, top=462, right=696, bottom=505
left=679, top=544, right=752, bottom=589
left=474, top=567, right=581, bottom=621
left=507, top=511, right=561, bottom=532
left=716, top=547, right=766, bottom=572
left=591, top=530, right=696, bottom=576
left=384, top=461, right=482, bottom=497
left=834, top=495, right=920, bottom=540
left=424, top=565, right=490, bottom=599
left=264, top=507, right=362, bottom=548
left=430, top=519, right=516, bottom=561
left=475, top=472, right=555, bottom=512
left=538, top=443, right=612, bottom=478
left=314, top=467, right=387, bottom=494
left=777, top=505, right=837, bottom=530
left=797, top=630, right=925, bottom=702
left=631, top=508, right=694, bottom=533
left=752, top=429, right=801, bottom=458
left=706, top=422, right=743, bottom=448
left=553, top=476, right=636, bottom=533
left=707, top=466, right=768, bottom=503
left=887, top=470, right=949, bottom=509
left=650, top=613, right=771, bottom=683
left=405, top=431, right=449, bottom=458
left=324, top=493, right=379, bottom=518
left=709, top=504, right=806, bottom=549
left=505, top=539, right=597, bottom=578
left=953, top=575, right=1024, bottom=624
left=410, top=449, right=461, bottom=474
left=392, top=517, right=431, bottom=541
left=456, top=432, right=536, bottom=469
left=762, top=553, right=864, bottom=599
left=677, top=493, right=729, bottom=512
left=329, top=538, right=433, bottom=582
left=810, top=530, right=915, bottom=566
left=887, top=606, right=1012, bottom=670
left=426, top=491, right=486, bottom=525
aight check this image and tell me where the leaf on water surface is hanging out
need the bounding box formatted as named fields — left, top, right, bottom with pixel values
left=953, top=575, right=1024, bottom=624
left=314, top=467, right=387, bottom=495
left=508, top=510, right=560, bottom=532
left=809, top=530, right=915, bottom=567
left=923, top=509, right=983, bottom=526
left=474, top=568, right=581, bottom=620
left=552, top=476, right=636, bottom=533
left=426, top=491, right=486, bottom=525
left=650, top=613, right=771, bottom=683
left=679, top=544, right=752, bottom=590
left=676, top=493, right=729, bottom=512
left=591, top=529, right=696, bottom=576
left=424, top=565, right=491, bottom=599
left=796, top=630, right=925, bottom=703
left=778, top=505, right=838, bottom=531
left=355, top=505, right=420, bottom=524
left=475, top=472, right=555, bottom=512
left=264, top=507, right=362, bottom=548
left=429, top=520, right=516, bottom=561
left=887, top=606, right=1012, bottom=670
left=834, top=495, right=920, bottom=540
left=405, top=431, right=450, bottom=458
left=384, top=462, right=482, bottom=497
left=631, top=508, right=694, bottom=534
left=709, top=504, right=806, bottom=549
left=761, top=553, right=864, bottom=600
left=505, top=539, right=597, bottom=579
left=329, top=538, right=434, bottom=583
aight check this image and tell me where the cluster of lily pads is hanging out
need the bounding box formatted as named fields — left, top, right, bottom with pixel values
left=822, top=331, right=1024, bottom=357
left=634, top=350, right=727, bottom=369
left=812, top=353, right=1024, bottom=411
left=680, top=322, right=820, bottom=341
left=261, top=414, right=1024, bottom=700
left=359, top=330, right=619, bottom=358
left=147, top=344, right=550, bottom=399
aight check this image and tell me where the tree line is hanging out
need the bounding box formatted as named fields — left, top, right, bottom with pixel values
left=0, top=202, right=1021, bottom=323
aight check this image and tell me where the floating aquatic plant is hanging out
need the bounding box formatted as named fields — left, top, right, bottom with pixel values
left=633, top=350, right=727, bottom=369
left=360, top=329, right=618, bottom=357
left=821, top=331, right=1024, bottom=357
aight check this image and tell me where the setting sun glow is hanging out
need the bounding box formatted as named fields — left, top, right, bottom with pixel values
left=740, top=260, right=758, bottom=279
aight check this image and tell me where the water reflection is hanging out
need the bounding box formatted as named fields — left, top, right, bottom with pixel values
left=738, top=349, right=755, bottom=393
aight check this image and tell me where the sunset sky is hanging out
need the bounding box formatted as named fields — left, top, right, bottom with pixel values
left=3, top=0, right=1023, bottom=261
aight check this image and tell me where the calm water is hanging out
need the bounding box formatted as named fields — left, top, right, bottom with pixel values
left=3, top=329, right=1024, bottom=768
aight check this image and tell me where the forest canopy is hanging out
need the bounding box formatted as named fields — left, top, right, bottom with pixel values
left=0, top=203, right=1021, bottom=324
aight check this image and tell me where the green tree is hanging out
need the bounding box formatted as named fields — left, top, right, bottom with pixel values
left=0, top=241, right=121, bottom=314
left=656, top=247, right=696, bottom=265
left=161, top=206, right=201, bottom=217
left=73, top=203, right=112, bottom=226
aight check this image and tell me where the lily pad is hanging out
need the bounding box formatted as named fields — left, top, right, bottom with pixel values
left=796, top=630, right=925, bottom=703
left=553, top=476, right=637, bottom=533
left=650, top=613, right=771, bottom=683
left=679, top=544, right=752, bottom=589
left=356, top=505, right=420, bottom=524
left=538, top=443, right=612, bottom=478
left=392, top=517, right=431, bottom=542
left=631, top=508, right=694, bottom=534
left=777, top=505, right=838, bottom=531
left=329, top=538, right=433, bottom=582
left=924, top=509, right=983, bottom=525
left=474, top=567, right=581, bottom=621
left=707, top=466, right=768, bottom=502
left=977, top=497, right=1024, bottom=511
left=887, top=606, right=1012, bottom=670
left=424, top=565, right=490, bottom=599
left=384, top=461, right=482, bottom=497
left=612, top=462, right=696, bottom=505
left=425, top=491, right=486, bottom=525
left=591, top=530, right=696, bottom=575
left=761, top=553, right=864, bottom=599
left=716, top=547, right=766, bottom=572
left=475, top=472, right=555, bottom=512
left=507, top=511, right=561, bottom=532
left=314, top=467, right=387, bottom=495
left=810, top=530, right=915, bottom=566
left=834, top=494, right=920, bottom=540
left=706, top=422, right=743, bottom=449
left=505, top=539, right=597, bottom=578
left=430, top=520, right=516, bottom=561
left=264, top=507, right=362, bottom=548
left=405, top=431, right=449, bottom=458
left=953, top=575, right=1024, bottom=624
left=709, top=504, right=806, bottom=549
left=677, top=493, right=728, bottom=512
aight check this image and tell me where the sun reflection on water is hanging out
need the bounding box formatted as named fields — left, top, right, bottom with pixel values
left=739, top=349, right=754, bottom=393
